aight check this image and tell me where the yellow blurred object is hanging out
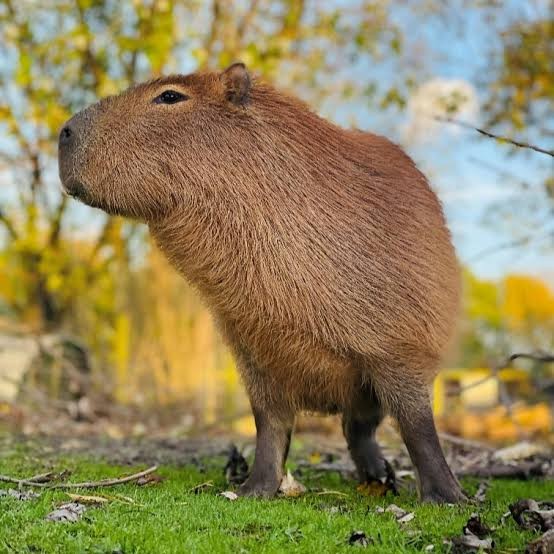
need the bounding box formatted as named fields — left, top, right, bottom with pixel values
left=433, top=367, right=531, bottom=416
left=458, top=412, right=487, bottom=439
left=232, top=415, right=256, bottom=436
left=356, top=481, right=391, bottom=498
left=442, top=402, right=552, bottom=441
left=512, top=403, right=552, bottom=434
left=309, top=452, right=322, bottom=464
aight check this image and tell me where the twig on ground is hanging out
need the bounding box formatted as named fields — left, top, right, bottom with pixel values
left=0, top=465, right=159, bottom=489
left=434, top=116, right=554, bottom=157
left=26, top=471, right=56, bottom=484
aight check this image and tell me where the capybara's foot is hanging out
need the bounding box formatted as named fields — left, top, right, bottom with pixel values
left=358, top=456, right=389, bottom=483
left=237, top=475, right=281, bottom=498
left=421, top=483, right=467, bottom=504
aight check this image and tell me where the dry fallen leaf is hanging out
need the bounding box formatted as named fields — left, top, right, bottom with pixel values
left=526, top=528, right=554, bottom=554
left=279, top=470, right=306, bottom=498
left=220, top=491, right=238, bottom=501
left=136, top=473, right=164, bottom=486
left=224, top=445, right=249, bottom=485
left=46, top=502, right=86, bottom=523
left=309, top=451, right=322, bottom=464
left=385, top=503, right=415, bottom=524
left=189, top=481, right=214, bottom=494
left=0, top=489, right=40, bottom=501
left=67, top=493, right=110, bottom=505
left=448, top=534, right=494, bottom=553
left=357, top=481, right=390, bottom=497
left=447, top=512, right=495, bottom=553
left=473, top=481, right=489, bottom=503
left=463, top=514, right=492, bottom=539
left=510, top=499, right=554, bottom=532
left=356, top=461, right=397, bottom=498
left=348, top=530, right=372, bottom=547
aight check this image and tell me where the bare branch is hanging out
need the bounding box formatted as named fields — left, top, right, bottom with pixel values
left=0, top=465, right=159, bottom=489
left=507, top=352, right=554, bottom=364
left=48, top=195, right=68, bottom=246
left=236, top=0, right=260, bottom=46
left=0, top=208, right=18, bottom=240
left=451, top=351, right=554, bottom=396
left=435, top=116, right=554, bottom=157
left=203, top=0, right=223, bottom=69
left=88, top=215, right=116, bottom=265
left=468, top=228, right=554, bottom=262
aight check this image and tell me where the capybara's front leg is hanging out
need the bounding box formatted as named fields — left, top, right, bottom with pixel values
left=238, top=404, right=295, bottom=498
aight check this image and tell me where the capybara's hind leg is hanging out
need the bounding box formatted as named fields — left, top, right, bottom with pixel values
left=390, top=383, right=466, bottom=503
left=238, top=404, right=294, bottom=498
left=342, top=395, right=387, bottom=482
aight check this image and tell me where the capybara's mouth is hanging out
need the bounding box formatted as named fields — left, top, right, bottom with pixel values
left=61, top=179, right=88, bottom=201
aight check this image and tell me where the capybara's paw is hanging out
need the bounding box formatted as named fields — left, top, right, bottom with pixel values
left=421, top=486, right=468, bottom=504
left=237, top=476, right=280, bottom=498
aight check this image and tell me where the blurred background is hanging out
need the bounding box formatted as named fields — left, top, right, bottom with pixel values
left=0, top=0, right=552, bottom=443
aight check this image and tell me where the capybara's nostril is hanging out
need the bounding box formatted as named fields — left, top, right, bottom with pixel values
left=59, top=125, right=73, bottom=146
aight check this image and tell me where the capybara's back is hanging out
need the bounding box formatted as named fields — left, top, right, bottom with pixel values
left=59, top=63, right=465, bottom=503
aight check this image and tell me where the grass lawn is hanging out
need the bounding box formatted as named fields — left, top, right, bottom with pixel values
left=0, top=443, right=552, bottom=553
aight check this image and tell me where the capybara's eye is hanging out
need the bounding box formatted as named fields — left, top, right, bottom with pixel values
left=154, top=90, right=189, bottom=105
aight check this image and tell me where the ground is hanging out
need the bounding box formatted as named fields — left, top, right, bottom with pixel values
left=0, top=435, right=552, bottom=553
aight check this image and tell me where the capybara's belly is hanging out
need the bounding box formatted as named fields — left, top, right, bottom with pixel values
left=225, top=321, right=359, bottom=413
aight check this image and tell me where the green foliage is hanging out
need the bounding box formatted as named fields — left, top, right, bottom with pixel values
left=459, top=269, right=554, bottom=367
left=483, top=18, right=554, bottom=136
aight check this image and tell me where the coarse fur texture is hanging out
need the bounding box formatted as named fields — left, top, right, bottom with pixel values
left=59, top=63, right=465, bottom=503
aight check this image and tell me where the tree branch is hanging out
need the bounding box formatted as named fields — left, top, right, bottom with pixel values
left=236, top=0, right=260, bottom=47
left=48, top=195, right=68, bottom=246
left=0, top=208, right=18, bottom=240
left=0, top=465, right=159, bottom=489
left=468, top=228, right=554, bottom=262
left=507, top=352, right=554, bottom=364
left=435, top=116, right=554, bottom=157
left=203, top=0, right=223, bottom=69
left=452, top=351, right=554, bottom=396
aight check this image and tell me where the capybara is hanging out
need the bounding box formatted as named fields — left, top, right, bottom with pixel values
left=58, top=63, right=465, bottom=503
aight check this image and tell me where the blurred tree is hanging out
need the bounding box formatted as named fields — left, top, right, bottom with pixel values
left=0, top=0, right=401, bottom=332
left=0, top=1, right=551, bottom=411
left=483, top=17, right=553, bottom=138
left=0, top=1, right=405, bottom=409
left=460, top=270, right=554, bottom=368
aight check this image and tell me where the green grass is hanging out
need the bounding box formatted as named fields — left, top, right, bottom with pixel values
left=0, top=447, right=552, bottom=554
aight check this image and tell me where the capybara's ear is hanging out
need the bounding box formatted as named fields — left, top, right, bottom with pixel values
left=220, top=62, right=251, bottom=105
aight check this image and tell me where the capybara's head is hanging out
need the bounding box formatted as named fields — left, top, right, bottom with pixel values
left=58, top=63, right=255, bottom=220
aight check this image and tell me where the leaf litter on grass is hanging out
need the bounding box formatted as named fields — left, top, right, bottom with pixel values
left=348, top=530, right=373, bottom=547
left=509, top=498, right=554, bottom=553
left=374, top=503, right=415, bottom=524
left=446, top=513, right=495, bottom=553
left=224, top=444, right=249, bottom=485
left=0, top=488, right=40, bottom=501
left=279, top=470, right=307, bottom=497
left=46, top=502, right=87, bottom=523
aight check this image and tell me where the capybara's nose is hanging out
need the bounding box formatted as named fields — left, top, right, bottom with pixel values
left=59, top=124, right=74, bottom=147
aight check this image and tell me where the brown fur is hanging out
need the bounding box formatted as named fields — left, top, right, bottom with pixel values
left=59, top=64, right=464, bottom=502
